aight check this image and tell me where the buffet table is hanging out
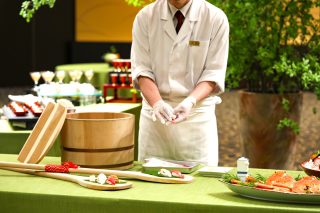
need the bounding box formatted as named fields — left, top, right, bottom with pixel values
left=55, top=63, right=111, bottom=89
left=0, top=154, right=318, bottom=213
left=0, top=103, right=141, bottom=159
left=55, top=63, right=136, bottom=99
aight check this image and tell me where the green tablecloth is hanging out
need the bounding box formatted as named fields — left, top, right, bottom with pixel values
left=0, top=154, right=319, bottom=213
left=0, top=119, right=61, bottom=156
left=55, top=63, right=111, bottom=89
left=0, top=103, right=141, bottom=159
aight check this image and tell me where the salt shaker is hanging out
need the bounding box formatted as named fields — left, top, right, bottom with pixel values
left=237, top=157, right=249, bottom=182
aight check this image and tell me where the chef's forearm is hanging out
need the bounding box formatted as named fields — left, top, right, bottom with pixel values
left=138, top=76, right=162, bottom=107
left=189, top=81, right=217, bottom=102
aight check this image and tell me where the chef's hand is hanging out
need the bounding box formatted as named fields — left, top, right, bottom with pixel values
left=152, top=100, right=176, bottom=124
left=172, top=96, right=196, bottom=123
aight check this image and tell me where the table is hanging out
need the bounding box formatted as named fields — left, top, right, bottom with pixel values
left=37, top=84, right=102, bottom=106
left=55, top=63, right=111, bottom=89
left=55, top=63, right=136, bottom=99
left=103, top=84, right=141, bottom=103
left=0, top=103, right=141, bottom=159
left=0, top=154, right=319, bottom=213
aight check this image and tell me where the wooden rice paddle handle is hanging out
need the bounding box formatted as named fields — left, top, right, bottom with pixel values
left=0, top=161, right=193, bottom=184
left=1, top=167, right=132, bottom=191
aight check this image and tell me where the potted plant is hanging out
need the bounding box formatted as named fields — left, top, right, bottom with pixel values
left=102, top=45, right=120, bottom=66
left=210, top=0, right=320, bottom=169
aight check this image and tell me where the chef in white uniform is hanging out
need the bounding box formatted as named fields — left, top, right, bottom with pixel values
left=131, top=0, right=229, bottom=166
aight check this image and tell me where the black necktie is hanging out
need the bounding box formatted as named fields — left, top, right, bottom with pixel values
left=175, top=10, right=185, bottom=34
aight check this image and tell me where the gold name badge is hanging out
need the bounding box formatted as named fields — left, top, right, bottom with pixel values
left=189, top=40, right=200, bottom=46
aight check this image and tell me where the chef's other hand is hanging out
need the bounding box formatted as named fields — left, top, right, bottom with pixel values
left=173, top=96, right=197, bottom=123
left=152, top=100, right=176, bottom=124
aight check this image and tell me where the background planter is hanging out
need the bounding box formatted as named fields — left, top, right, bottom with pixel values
left=239, top=90, right=303, bottom=169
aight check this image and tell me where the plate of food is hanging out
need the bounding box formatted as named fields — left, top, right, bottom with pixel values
left=300, top=150, right=320, bottom=178
left=221, top=170, right=320, bottom=204
left=2, top=102, right=40, bottom=129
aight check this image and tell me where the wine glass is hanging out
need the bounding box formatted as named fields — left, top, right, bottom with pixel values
left=55, top=70, right=66, bottom=84
left=123, top=59, right=131, bottom=72
left=30, top=71, right=41, bottom=92
left=30, top=71, right=41, bottom=86
left=68, top=70, right=77, bottom=83
left=118, top=59, right=124, bottom=72
left=41, top=71, right=55, bottom=84
left=84, top=69, right=94, bottom=83
left=74, top=70, right=83, bottom=83
left=112, top=59, right=119, bottom=72
left=120, top=73, right=127, bottom=86
left=110, top=73, right=118, bottom=86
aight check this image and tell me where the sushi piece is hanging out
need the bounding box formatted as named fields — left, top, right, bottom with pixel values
left=107, top=175, right=119, bottom=185
left=97, top=173, right=107, bottom=185
left=171, top=170, right=184, bottom=178
left=158, top=168, right=172, bottom=177
left=89, top=175, right=96, bottom=182
left=8, top=101, right=28, bottom=116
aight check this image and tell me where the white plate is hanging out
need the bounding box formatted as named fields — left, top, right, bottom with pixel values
left=221, top=180, right=320, bottom=204
left=198, top=166, right=233, bottom=177
left=142, top=157, right=200, bottom=174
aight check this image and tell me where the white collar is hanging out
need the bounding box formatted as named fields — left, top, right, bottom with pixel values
left=168, top=0, right=193, bottom=18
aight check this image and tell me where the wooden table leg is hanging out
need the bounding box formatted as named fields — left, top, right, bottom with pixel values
left=103, top=84, right=107, bottom=98
left=132, top=93, right=137, bottom=103
left=114, top=88, right=118, bottom=100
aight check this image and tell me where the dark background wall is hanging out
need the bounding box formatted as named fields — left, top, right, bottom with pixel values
left=70, top=42, right=131, bottom=63
left=0, top=0, right=75, bottom=87
left=0, top=0, right=132, bottom=88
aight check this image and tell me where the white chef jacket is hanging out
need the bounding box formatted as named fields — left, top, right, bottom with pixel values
left=131, top=0, right=229, bottom=166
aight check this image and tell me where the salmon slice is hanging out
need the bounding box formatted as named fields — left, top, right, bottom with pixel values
left=265, top=171, right=295, bottom=189
left=292, top=176, right=320, bottom=194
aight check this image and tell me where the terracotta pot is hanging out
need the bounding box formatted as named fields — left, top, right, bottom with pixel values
left=60, top=112, right=135, bottom=170
left=239, top=90, right=302, bottom=169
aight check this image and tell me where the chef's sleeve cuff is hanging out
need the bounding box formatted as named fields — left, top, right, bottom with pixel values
left=132, top=70, right=155, bottom=90
left=197, top=72, right=225, bottom=95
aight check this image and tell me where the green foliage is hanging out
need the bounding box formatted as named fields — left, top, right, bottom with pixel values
left=255, top=173, right=266, bottom=183
left=277, top=117, right=300, bottom=134
left=19, top=0, right=151, bottom=22
left=20, top=0, right=56, bottom=22
left=210, top=0, right=320, bottom=94
left=281, top=98, right=290, bottom=112
left=277, top=97, right=300, bottom=134
left=222, top=173, right=239, bottom=183
left=125, top=0, right=153, bottom=7
left=210, top=0, right=319, bottom=134
left=295, top=174, right=302, bottom=181
left=109, top=45, right=118, bottom=54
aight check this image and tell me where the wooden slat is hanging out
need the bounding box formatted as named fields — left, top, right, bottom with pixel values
left=18, top=102, right=67, bottom=163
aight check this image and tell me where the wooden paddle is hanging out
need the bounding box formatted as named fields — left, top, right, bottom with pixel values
left=18, top=102, right=67, bottom=163
left=2, top=167, right=132, bottom=191
left=0, top=161, right=194, bottom=184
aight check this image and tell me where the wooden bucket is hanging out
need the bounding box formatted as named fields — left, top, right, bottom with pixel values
left=60, top=112, right=135, bottom=170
